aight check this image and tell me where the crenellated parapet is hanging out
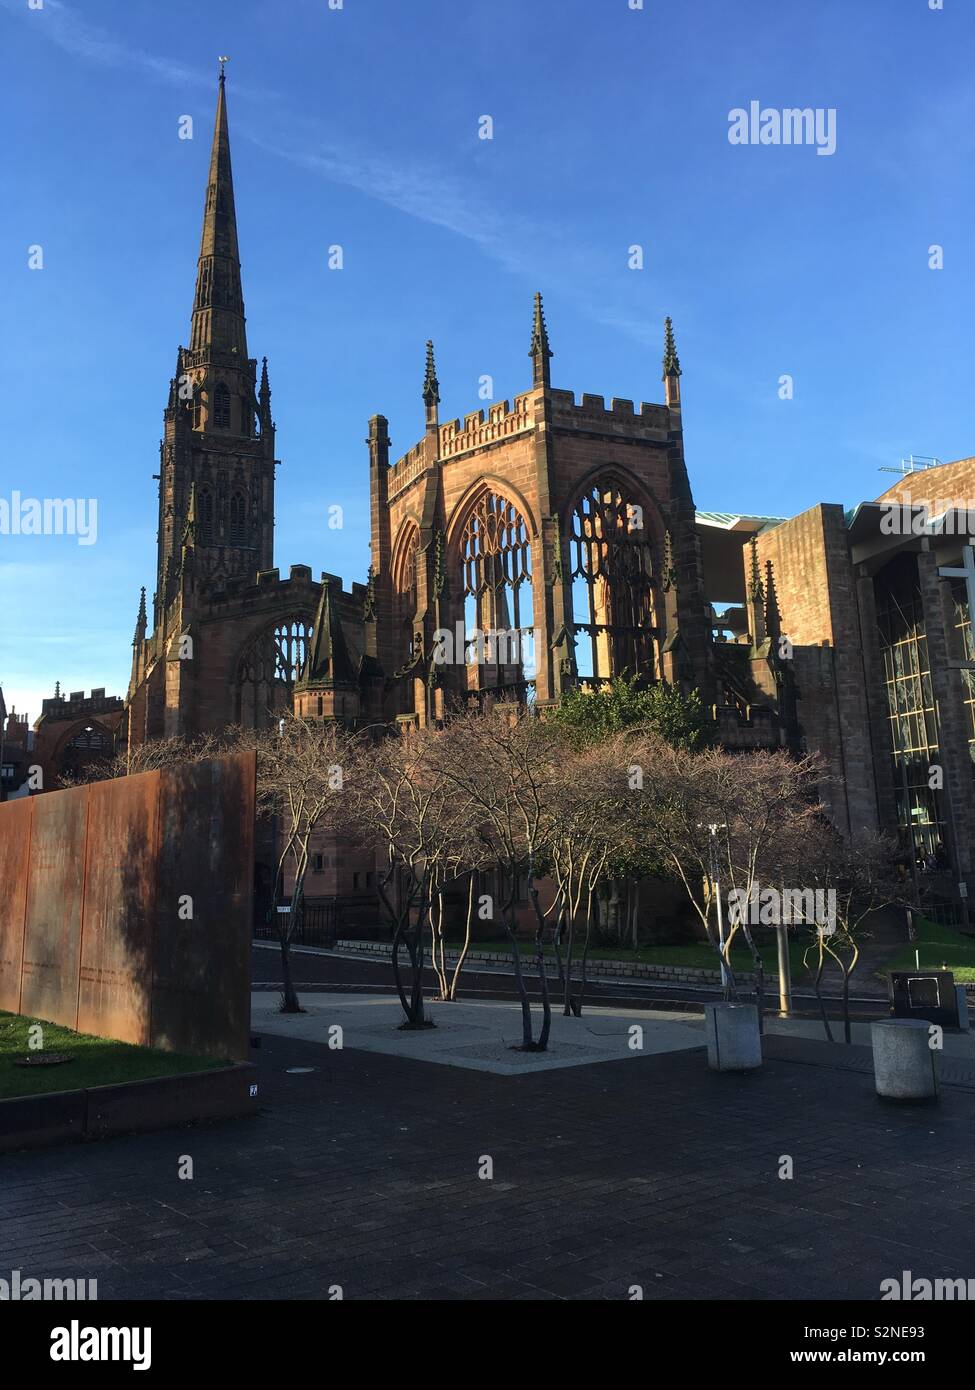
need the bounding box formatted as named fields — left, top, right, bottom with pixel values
left=438, top=395, right=534, bottom=460
left=547, top=390, right=672, bottom=438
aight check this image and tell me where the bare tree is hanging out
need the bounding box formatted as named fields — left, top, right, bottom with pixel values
left=803, top=828, right=908, bottom=1043
left=627, top=733, right=825, bottom=1009
left=432, top=705, right=564, bottom=1051
left=427, top=816, right=487, bottom=1003
left=547, top=739, right=620, bottom=1016
left=350, top=726, right=465, bottom=1028
left=240, top=716, right=361, bottom=1014
left=57, top=731, right=231, bottom=786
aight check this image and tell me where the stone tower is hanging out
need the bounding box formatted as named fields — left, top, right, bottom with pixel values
left=154, top=65, right=277, bottom=625
left=128, top=69, right=369, bottom=746
left=368, top=298, right=713, bottom=724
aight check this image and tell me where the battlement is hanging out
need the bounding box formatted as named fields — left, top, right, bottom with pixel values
left=198, top=563, right=362, bottom=612
left=548, top=389, right=671, bottom=435
left=438, top=393, right=534, bottom=460
left=387, top=440, right=430, bottom=499
left=386, top=393, right=535, bottom=501
left=38, top=689, right=125, bottom=721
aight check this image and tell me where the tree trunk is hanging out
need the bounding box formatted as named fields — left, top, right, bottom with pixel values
left=277, top=929, right=302, bottom=1013
left=812, top=944, right=834, bottom=1043
left=563, top=904, right=576, bottom=1016
left=503, top=880, right=535, bottom=1049
left=575, top=888, right=595, bottom=1017
left=448, top=874, right=476, bottom=1000
left=380, top=868, right=416, bottom=1023
left=405, top=878, right=431, bottom=1028
left=739, top=920, right=764, bottom=1035
left=529, top=872, right=551, bottom=1051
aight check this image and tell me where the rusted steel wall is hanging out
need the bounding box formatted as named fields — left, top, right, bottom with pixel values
left=20, top=786, right=89, bottom=1029
left=151, top=753, right=255, bottom=1063
left=0, top=798, right=33, bottom=1013
left=0, top=751, right=255, bottom=1061
left=77, top=774, right=160, bottom=1045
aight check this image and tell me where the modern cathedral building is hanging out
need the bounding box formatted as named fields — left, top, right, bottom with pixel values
left=8, top=74, right=973, bottom=919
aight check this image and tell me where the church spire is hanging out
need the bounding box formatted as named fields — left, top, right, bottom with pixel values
left=764, top=559, right=782, bottom=643
left=422, top=340, right=440, bottom=431
left=299, top=581, right=357, bottom=691
left=529, top=292, right=552, bottom=389
left=132, top=586, right=147, bottom=645
left=188, top=65, right=247, bottom=360
left=747, top=538, right=766, bottom=646
left=662, top=316, right=681, bottom=409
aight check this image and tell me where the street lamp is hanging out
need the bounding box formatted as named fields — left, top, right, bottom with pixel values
left=774, top=863, right=793, bottom=1017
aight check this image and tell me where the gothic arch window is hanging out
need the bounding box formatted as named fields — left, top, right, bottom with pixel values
left=458, top=490, right=534, bottom=697
left=234, top=617, right=313, bottom=729
left=569, top=475, right=656, bottom=683
left=229, top=490, right=247, bottom=546
left=392, top=523, right=420, bottom=674
left=213, top=382, right=231, bottom=430
left=58, top=721, right=114, bottom=782
left=198, top=487, right=215, bottom=544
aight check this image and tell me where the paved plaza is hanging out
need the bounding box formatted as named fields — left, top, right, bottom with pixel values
left=4, top=998, right=975, bottom=1301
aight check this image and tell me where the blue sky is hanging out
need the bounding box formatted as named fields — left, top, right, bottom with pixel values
left=0, top=0, right=971, bottom=722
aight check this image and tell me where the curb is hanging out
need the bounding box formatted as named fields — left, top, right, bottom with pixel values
left=0, top=1062, right=259, bottom=1153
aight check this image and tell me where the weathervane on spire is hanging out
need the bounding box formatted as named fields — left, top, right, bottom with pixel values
left=219, top=55, right=230, bottom=80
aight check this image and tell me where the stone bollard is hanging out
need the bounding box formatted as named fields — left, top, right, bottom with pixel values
left=872, top=1019, right=939, bottom=1102
left=956, top=986, right=970, bottom=1034
left=704, top=1002, right=762, bottom=1072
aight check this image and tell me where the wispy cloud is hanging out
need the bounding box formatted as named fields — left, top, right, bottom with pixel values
left=1, top=0, right=665, bottom=344
left=0, top=0, right=208, bottom=87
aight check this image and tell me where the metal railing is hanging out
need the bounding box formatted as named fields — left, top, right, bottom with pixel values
left=255, top=902, right=339, bottom=949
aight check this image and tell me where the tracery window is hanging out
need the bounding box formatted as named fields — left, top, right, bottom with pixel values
left=234, top=618, right=312, bottom=728
left=393, top=523, right=420, bottom=683
left=459, top=491, right=534, bottom=694
left=570, top=476, right=656, bottom=682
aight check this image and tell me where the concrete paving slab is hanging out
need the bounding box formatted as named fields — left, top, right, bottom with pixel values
left=249, top=992, right=705, bottom=1074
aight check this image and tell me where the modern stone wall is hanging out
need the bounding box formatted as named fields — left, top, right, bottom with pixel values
left=0, top=752, right=255, bottom=1061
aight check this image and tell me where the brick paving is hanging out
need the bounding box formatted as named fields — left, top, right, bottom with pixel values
left=3, top=1024, right=975, bottom=1301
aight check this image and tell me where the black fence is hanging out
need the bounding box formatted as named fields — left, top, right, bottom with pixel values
left=255, top=902, right=338, bottom=949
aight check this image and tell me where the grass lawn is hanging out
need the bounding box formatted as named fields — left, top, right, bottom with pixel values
left=885, top=919, right=975, bottom=984
left=446, top=936, right=808, bottom=977
left=0, top=1012, right=223, bottom=1100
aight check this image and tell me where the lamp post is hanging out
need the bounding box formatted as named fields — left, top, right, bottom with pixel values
left=775, top=864, right=793, bottom=1017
